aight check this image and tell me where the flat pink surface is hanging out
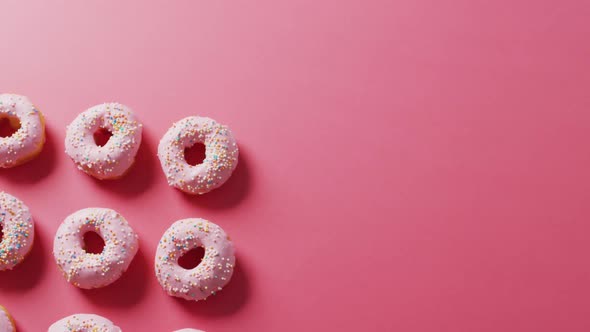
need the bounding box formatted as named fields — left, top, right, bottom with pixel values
left=1, top=1, right=590, bottom=331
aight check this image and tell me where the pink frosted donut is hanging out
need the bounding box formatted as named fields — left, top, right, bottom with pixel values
left=0, top=93, right=45, bottom=168
left=155, top=218, right=235, bottom=301
left=53, top=208, right=139, bottom=289
left=0, top=192, right=35, bottom=271
left=65, top=103, right=142, bottom=179
left=158, top=116, right=239, bottom=194
left=0, top=305, right=15, bottom=332
left=49, top=314, right=121, bottom=332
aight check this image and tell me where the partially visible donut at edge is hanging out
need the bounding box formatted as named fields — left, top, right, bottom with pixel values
left=0, top=305, right=16, bottom=332
left=0, top=93, right=45, bottom=168
left=0, top=191, right=35, bottom=271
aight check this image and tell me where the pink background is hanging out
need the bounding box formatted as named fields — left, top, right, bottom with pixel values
left=1, top=0, right=590, bottom=331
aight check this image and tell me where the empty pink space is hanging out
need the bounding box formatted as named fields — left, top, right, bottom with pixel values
left=1, top=0, right=590, bottom=331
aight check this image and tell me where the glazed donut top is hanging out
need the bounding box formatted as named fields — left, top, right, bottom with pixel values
left=0, top=93, right=45, bottom=168
left=158, top=116, right=239, bottom=194
left=155, top=218, right=235, bottom=301
left=0, top=192, right=34, bottom=271
left=53, top=208, right=139, bottom=289
left=48, top=314, right=121, bottom=332
left=65, top=103, right=142, bottom=179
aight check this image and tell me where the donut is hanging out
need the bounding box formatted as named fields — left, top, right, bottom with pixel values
left=49, top=314, right=121, bottom=332
left=0, top=192, right=35, bottom=271
left=158, top=116, right=239, bottom=194
left=65, top=103, right=142, bottom=179
left=0, top=93, right=45, bottom=168
left=53, top=208, right=139, bottom=289
left=155, top=218, right=235, bottom=301
left=174, top=329, right=205, bottom=332
left=0, top=305, right=16, bottom=332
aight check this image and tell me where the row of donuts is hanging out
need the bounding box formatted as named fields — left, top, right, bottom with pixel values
left=0, top=192, right=235, bottom=296
left=0, top=191, right=234, bottom=331
left=0, top=93, right=239, bottom=194
left=1, top=309, right=202, bottom=332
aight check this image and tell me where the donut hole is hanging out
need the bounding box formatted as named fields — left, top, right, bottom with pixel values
left=184, top=142, right=206, bottom=166
left=0, top=115, right=21, bottom=138
left=178, top=246, right=205, bottom=269
left=83, top=231, right=106, bottom=254
left=0, top=224, right=3, bottom=242
left=93, top=128, right=113, bottom=147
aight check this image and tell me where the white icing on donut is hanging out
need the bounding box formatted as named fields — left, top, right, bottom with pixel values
left=48, top=314, right=121, bottom=332
left=158, top=116, right=239, bottom=194
left=0, top=306, right=15, bottom=332
left=155, top=218, right=235, bottom=301
left=0, top=192, right=34, bottom=271
left=53, top=208, right=139, bottom=289
left=65, top=103, right=142, bottom=179
left=0, top=93, right=45, bottom=168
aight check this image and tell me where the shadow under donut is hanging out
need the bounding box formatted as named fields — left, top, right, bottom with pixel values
left=0, top=126, right=58, bottom=183
left=79, top=247, right=149, bottom=307
left=86, top=130, right=157, bottom=197
left=178, top=148, right=253, bottom=210
left=173, top=253, right=251, bottom=317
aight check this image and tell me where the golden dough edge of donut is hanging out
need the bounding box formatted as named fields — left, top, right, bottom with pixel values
left=0, top=304, right=17, bottom=332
